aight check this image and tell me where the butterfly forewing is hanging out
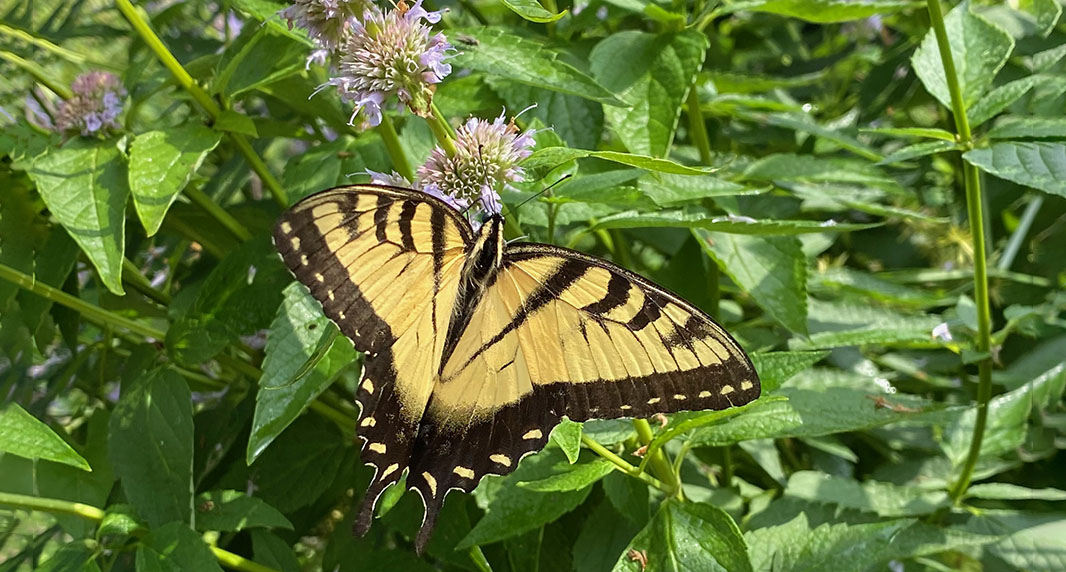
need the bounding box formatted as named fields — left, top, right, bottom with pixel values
left=273, top=186, right=472, bottom=537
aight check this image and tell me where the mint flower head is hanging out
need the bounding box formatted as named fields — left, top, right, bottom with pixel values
left=417, top=112, right=536, bottom=216
left=332, top=0, right=452, bottom=128
left=280, top=0, right=366, bottom=64
left=55, top=71, right=126, bottom=136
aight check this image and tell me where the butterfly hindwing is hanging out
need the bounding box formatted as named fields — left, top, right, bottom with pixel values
left=274, top=185, right=472, bottom=535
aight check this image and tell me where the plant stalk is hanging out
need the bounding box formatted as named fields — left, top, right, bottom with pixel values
left=427, top=102, right=458, bottom=156
left=0, top=491, right=279, bottom=572
left=115, top=0, right=287, bottom=207
left=183, top=186, right=252, bottom=242
left=0, top=50, right=73, bottom=99
left=580, top=434, right=673, bottom=495
left=924, top=0, right=994, bottom=504
left=632, top=418, right=683, bottom=500
left=376, top=114, right=415, bottom=181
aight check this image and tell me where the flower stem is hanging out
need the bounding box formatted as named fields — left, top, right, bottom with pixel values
left=427, top=102, right=458, bottom=156
left=122, top=258, right=172, bottom=305
left=0, top=49, right=72, bottom=99
left=632, top=418, right=684, bottom=500
left=580, top=434, right=673, bottom=495
left=923, top=0, right=994, bottom=504
left=376, top=114, right=415, bottom=181
left=115, top=0, right=287, bottom=208
left=0, top=262, right=165, bottom=340
left=0, top=491, right=280, bottom=572
left=997, top=194, right=1043, bottom=271
left=184, top=186, right=252, bottom=242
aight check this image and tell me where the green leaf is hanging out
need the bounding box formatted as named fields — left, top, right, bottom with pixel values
left=37, top=542, right=99, bottom=572
left=860, top=127, right=957, bottom=141
left=613, top=500, right=753, bottom=572
left=744, top=153, right=902, bottom=190
left=136, top=522, right=224, bottom=572
left=785, top=471, right=949, bottom=517
left=594, top=210, right=879, bottom=235
left=637, top=173, right=759, bottom=206
left=963, top=142, right=1066, bottom=198
left=251, top=416, right=345, bottom=513
left=194, top=490, right=293, bottom=532
left=214, top=24, right=306, bottom=97
left=247, top=283, right=358, bottom=463
left=963, top=510, right=1066, bottom=571
left=492, top=80, right=603, bottom=149
left=573, top=500, right=643, bottom=572
left=966, top=483, right=1066, bottom=501
left=251, top=530, right=301, bottom=572
left=750, top=351, right=828, bottom=393
left=698, top=232, right=808, bottom=334
left=745, top=514, right=914, bottom=572
left=0, top=403, right=90, bottom=470
left=968, top=76, right=1040, bottom=126
left=912, top=1, right=1015, bottom=110
left=549, top=418, right=583, bottom=464
left=791, top=298, right=943, bottom=350
left=167, top=236, right=290, bottom=365
left=227, top=0, right=314, bottom=45
left=26, top=139, right=128, bottom=295
left=498, top=0, right=566, bottom=22
left=590, top=30, right=708, bottom=157
left=108, top=369, right=194, bottom=528
left=518, top=457, right=614, bottom=492
left=877, top=140, right=958, bottom=165
left=214, top=110, right=259, bottom=137
left=17, top=227, right=80, bottom=341
left=459, top=448, right=593, bottom=548
left=0, top=184, right=43, bottom=308
left=691, top=386, right=948, bottom=446
left=451, top=28, right=624, bottom=106
left=986, top=115, right=1066, bottom=139
left=723, top=0, right=916, bottom=23
left=523, top=146, right=714, bottom=175
left=129, top=125, right=221, bottom=236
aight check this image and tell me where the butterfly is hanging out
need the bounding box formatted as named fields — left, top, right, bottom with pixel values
left=274, top=184, right=760, bottom=553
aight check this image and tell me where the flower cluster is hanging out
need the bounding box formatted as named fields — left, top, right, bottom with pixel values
left=54, top=71, right=126, bottom=136
left=282, top=0, right=452, bottom=128
left=371, top=112, right=536, bottom=224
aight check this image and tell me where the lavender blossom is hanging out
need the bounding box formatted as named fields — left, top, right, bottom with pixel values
left=417, top=112, right=535, bottom=217
left=280, top=0, right=366, bottom=63
left=54, top=71, right=126, bottom=136
left=332, top=0, right=452, bottom=128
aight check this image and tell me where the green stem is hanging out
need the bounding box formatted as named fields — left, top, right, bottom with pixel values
left=0, top=491, right=279, bottom=572
left=686, top=89, right=713, bottom=165
left=581, top=434, right=673, bottom=495
left=376, top=114, right=415, bottom=181
left=0, top=262, right=166, bottom=340
left=427, top=103, right=458, bottom=157
left=632, top=419, right=683, bottom=500
left=115, top=0, right=287, bottom=208
left=924, top=0, right=993, bottom=504
left=122, top=258, right=172, bottom=305
left=542, top=0, right=558, bottom=36
left=184, top=186, right=252, bottom=242
left=0, top=50, right=72, bottom=99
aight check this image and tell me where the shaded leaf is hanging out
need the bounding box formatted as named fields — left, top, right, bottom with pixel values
left=129, top=125, right=221, bottom=235
left=750, top=351, right=829, bottom=393
left=785, top=471, right=949, bottom=517
left=549, top=418, right=583, bottom=464
left=594, top=210, right=879, bottom=235
left=195, top=490, right=293, bottom=532
left=963, top=142, right=1066, bottom=198
left=613, top=500, right=753, bottom=572
left=724, top=0, right=916, bottom=23
left=136, top=522, right=224, bottom=572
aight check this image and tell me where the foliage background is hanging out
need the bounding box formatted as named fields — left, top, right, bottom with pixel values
left=2, top=0, right=1066, bottom=570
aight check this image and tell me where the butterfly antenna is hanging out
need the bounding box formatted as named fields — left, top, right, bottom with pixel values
left=501, top=174, right=572, bottom=219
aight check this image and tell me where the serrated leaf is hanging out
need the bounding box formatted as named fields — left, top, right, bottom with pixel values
left=724, top=0, right=916, bottom=23
left=215, top=110, right=259, bottom=137
left=518, top=457, right=613, bottom=492
left=0, top=403, right=90, bottom=470
left=697, top=232, right=808, bottom=334
left=459, top=448, right=592, bottom=549
left=37, top=542, right=100, bottom=572
left=136, top=522, right=224, bottom=572
left=129, top=125, right=221, bottom=235
left=744, top=153, right=901, bottom=189
left=785, top=471, right=949, bottom=517
left=590, top=30, right=707, bottom=157
left=452, top=28, right=624, bottom=106
left=750, top=351, right=828, bottom=393
left=251, top=416, right=345, bottom=513
left=791, top=298, right=943, bottom=350
left=594, top=210, right=878, bottom=235
left=499, top=0, right=566, bottom=22
left=215, top=24, right=305, bottom=97
left=877, top=140, right=958, bottom=165
left=986, top=115, right=1066, bottom=139
left=195, top=490, right=293, bottom=532
left=549, top=418, right=583, bottom=464
left=962, top=510, right=1066, bottom=571
left=968, top=76, right=1040, bottom=126
left=167, top=236, right=290, bottom=365
left=745, top=514, right=913, bottom=572
left=637, top=173, right=759, bottom=206
left=248, top=283, right=358, bottom=463
left=492, top=80, right=604, bottom=149
left=966, top=483, right=1066, bottom=501
left=613, top=500, right=753, bottom=572
left=912, top=1, right=1015, bottom=110
left=963, top=142, right=1066, bottom=198
left=109, top=369, right=194, bottom=528
left=26, top=139, right=128, bottom=295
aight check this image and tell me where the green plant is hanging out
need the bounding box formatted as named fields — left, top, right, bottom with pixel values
left=1, top=0, right=1065, bottom=570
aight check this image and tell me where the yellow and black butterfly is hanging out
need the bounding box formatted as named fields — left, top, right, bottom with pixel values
left=274, top=184, right=760, bottom=552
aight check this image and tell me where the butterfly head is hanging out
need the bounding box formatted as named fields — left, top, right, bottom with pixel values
left=466, top=213, right=506, bottom=286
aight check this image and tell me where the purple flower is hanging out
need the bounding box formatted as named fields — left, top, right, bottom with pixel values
left=332, top=0, right=452, bottom=128
left=54, top=71, right=126, bottom=136
left=417, top=111, right=536, bottom=218
left=280, top=0, right=366, bottom=56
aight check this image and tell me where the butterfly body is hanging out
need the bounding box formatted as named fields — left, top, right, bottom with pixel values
left=274, top=185, right=760, bottom=552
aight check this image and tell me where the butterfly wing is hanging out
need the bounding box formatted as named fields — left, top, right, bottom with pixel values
left=273, top=185, right=473, bottom=534
left=404, top=243, right=759, bottom=547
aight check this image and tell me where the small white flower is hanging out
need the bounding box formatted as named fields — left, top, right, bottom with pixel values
left=932, top=322, right=953, bottom=342
left=711, top=214, right=757, bottom=224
